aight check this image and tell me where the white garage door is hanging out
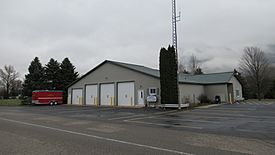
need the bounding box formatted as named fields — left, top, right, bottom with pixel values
left=85, top=85, right=98, bottom=105
left=100, top=83, right=115, bottom=106
left=72, top=89, right=83, bottom=105
left=118, top=82, right=134, bottom=106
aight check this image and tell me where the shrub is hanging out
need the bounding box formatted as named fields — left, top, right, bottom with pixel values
left=21, top=96, right=32, bottom=105
left=197, top=94, right=211, bottom=104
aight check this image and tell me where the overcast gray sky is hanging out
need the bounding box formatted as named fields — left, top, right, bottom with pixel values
left=1, top=0, right=275, bottom=78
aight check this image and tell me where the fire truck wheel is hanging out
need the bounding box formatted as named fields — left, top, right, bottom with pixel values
left=54, top=102, right=57, bottom=105
left=50, top=102, right=53, bottom=106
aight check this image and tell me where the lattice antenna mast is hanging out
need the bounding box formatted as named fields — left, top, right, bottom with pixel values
left=172, top=0, right=181, bottom=109
left=172, top=0, right=180, bottom=60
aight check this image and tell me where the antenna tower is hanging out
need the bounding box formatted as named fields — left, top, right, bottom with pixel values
left=172, top=0, right=180, bottom=61
left=172, top=0, right=181, bottom=109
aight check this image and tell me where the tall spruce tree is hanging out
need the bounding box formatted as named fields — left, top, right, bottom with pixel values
left=44, top=58, right=61, bottom=90
left=23, top=57, right=45, bottom=96
left=159, top=46, right=178, bottom=105
left=60, top=58, right=78, bottom=103
left=60, top=58, right=78, bottom=90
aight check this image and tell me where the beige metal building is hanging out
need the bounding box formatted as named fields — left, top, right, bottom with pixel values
left=67, top=60, right=243, bottom=106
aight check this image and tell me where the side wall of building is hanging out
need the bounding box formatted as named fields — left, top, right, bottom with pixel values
left=68, top=63, right=241, bottom=105
left=179, top=84, right=205, bottom=104
left=68, top=62, right=160, bottom=105
left=205, top=84, right=228, bottom=102
left=229, top=76, right=243, bottom=101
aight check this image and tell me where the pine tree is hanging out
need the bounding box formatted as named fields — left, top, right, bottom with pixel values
left=44, top=58, right=61, bottom=90
left=60, top=58, right=78, bottom=91
left=194, top=68, right=203, bottom=75
left=159, top=46, right=178, bottom=105
left=60, top=58, right=79, bottom=103
left=23, top=57, right=45, bottom=96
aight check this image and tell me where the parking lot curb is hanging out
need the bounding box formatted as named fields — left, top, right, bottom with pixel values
left=61, top=104, right=146, bottom=109
left=195, top=104, right=224, bottom=109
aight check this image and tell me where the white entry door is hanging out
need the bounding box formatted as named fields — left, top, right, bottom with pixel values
left=100, top=83, right=115, bottom=106
left=138, top=90, right=144, bottom=105
left=72, top=89, right=83, bottom=105
left=118, top=82, right=134, bottom=106
left=85, top=85, right=98, bottom=105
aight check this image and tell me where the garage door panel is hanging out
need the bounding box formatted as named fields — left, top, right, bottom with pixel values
left=85, top=85, right=98, bottom=105
left=118, top=82, right=134, bottom=106
left=72, top=89, right=83, bottom=105
left=100, top=84, right=115, bottom=106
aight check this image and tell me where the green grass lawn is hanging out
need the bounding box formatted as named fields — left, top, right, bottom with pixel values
left=0, top=99, right=23, bottom=106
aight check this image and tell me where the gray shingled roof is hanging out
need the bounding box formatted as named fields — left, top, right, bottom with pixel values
left=109, top=60, right=234, bottom=84
left=109, top=61, right=160, bottom=78
left=68, top=60, right=234, bottom=88
left=178, top=72, right=234, bottom=84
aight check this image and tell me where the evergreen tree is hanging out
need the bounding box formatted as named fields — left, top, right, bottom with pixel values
left=182, top=69, right=189, bottom=74
left=44, top=58, right=61, bottom=90
left=194, top=68, right=203, bottom=75
left=23, top=57, right=45, bottom=96
left=60, top=58, right=78, bottom=103
left=159, top=46, right=178, bottom=105
left=60, top=58, right=78, bottom=90
left=160, top=47, right=169, bottom=104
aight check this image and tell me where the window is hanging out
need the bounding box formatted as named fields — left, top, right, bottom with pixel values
left=149, top=87, right=157, bottom=96
left=236, top=90, right=240, bottom=97
left=150, top=89, right=156, bottom=94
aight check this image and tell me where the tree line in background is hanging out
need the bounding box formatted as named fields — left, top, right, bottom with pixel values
left=0, top=57, right=78, bottom=101
left=178, top=54, right=203, bottom=75
left=238, top=47, right=275, bottom=100
left=0, top=65, right=21, bottom=99
left=1, top=46, right=274, bottom=102
left=23, top=57, right=79, bottom=103
left=161, top=45, right=275, bottom=103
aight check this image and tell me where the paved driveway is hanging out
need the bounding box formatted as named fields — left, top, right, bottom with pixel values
left=0, top=102, right=275, bottom=155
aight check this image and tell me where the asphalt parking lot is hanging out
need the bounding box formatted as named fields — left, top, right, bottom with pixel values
left=1, top=101, right=275, bottom=155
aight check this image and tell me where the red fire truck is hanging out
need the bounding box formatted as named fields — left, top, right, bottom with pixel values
left=32, top=90, right=63, bottom=105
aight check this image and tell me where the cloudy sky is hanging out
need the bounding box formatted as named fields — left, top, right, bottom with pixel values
left=1, top=0, right=275, bottom=78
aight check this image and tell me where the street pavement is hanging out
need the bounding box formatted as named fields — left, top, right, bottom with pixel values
left=0, top=102, right=275, bottom=155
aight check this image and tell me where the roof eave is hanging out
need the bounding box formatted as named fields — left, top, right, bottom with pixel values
left=67, top=60, right=160, bottom=89
left=66, top=60, right=109, bottom=88
left=108, top=61, right=160, bottom=79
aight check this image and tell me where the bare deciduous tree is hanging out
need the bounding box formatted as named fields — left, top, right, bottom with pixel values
left=189, top=54, right=200, bottom=74
left=178, top=54, right=203, bottom=75
left=189, top=54, right=203, bottom=75
left=0, top=87, right=4, bottom=99
left=0, top=65, right=19, bottom=98
left=10, top=79, right=23, bottom=97
left=239, top=47, right=270, bottom=100
left=178, top=56, right=189, bottom=74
